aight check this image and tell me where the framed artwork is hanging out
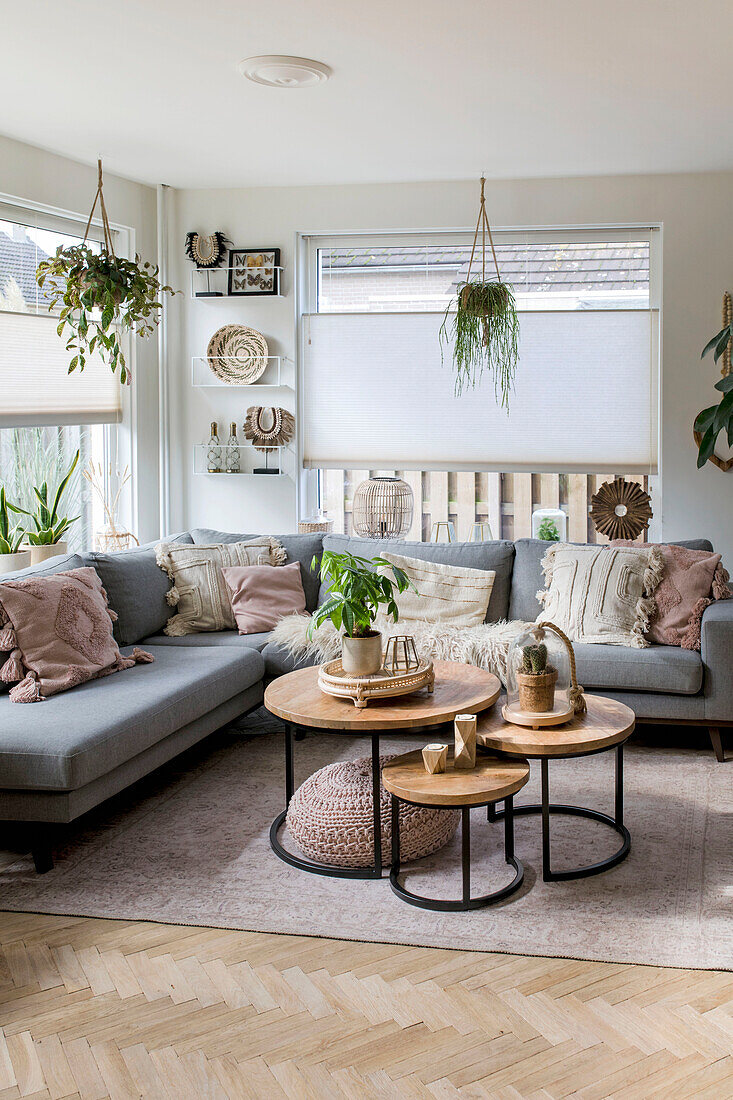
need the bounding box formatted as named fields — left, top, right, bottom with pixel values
left=228, top=248, right=281, bottom=296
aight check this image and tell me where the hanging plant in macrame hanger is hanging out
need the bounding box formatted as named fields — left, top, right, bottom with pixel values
left=440, top=176, right=519, bottom=408
left=36, top=160, right=176, bottom=384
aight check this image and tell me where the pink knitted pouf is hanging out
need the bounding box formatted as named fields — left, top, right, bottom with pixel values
left=286, top=754, right=460, bottom=868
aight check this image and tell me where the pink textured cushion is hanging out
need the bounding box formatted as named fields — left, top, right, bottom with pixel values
left=611, top=541, right=731, bottom=649
left=0, top=567, right=153, bottom=703
left=221, top=561, right=306, bottom=634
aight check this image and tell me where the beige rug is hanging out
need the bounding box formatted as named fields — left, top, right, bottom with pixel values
left=0, top=713, right=729, bottom=971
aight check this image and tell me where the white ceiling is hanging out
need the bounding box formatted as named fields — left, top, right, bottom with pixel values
left=2, top=0, right=733, bottom=189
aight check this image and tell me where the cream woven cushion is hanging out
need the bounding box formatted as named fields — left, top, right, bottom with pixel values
left=286, top=754, right=459, bottom=868
left=156, top=538, right=286, bottom=636
left=537, top=543, right=664, bottom=648
left=376, top=551, right=495, bottom=629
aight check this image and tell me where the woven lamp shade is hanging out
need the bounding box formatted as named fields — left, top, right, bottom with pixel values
left=352, top=477, right=414, bottom=539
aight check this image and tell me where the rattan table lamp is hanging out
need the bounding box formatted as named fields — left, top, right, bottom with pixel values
left=352, top=477, right=413, bottom=539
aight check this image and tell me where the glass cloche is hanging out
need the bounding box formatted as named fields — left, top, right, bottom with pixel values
left=505, top=623, right=575, bottom=727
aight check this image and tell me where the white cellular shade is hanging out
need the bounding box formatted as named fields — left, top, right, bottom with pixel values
left=303, top=310, right=657, bottom=474
left=0, top=312, right=122, bottom=427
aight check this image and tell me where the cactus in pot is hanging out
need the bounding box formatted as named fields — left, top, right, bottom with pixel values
left=517, top=642, right=557, bottom=713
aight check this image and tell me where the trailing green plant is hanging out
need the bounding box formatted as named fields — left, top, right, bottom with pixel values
left=537, top=517, right=560, bottom=541
left=36, top=246, right=175, bottom=385
left=520, top=643, right=549, bottom=675
left=9, top=450, right=80, bottom=546
left=35, top=160, right=175, bottom=385
left=440, top=280, right=519, bottom=406
left=0, top=488, right=25, bottom=555
left=308, top=550, right=414, bottom=639
left=694, top=316, right=733, bottom=467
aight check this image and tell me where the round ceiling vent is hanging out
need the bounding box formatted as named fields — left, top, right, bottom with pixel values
left=239, top=55, right=332, bottom=88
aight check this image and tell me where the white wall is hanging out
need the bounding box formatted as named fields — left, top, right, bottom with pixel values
left=170, top=171, right=733, bottom=557
left=0, top=135, right=160, bottom=540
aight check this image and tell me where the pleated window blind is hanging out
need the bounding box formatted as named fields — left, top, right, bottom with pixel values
left=302, top=229, right=659, bottom=475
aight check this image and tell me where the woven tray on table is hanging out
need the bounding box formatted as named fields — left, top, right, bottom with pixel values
left=318, top=658, right=434, bottom=709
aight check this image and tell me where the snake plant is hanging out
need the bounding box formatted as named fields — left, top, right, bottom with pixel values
left=9, top=450, right=80, bottom=545
left=0, top=489, right=25, bottom=555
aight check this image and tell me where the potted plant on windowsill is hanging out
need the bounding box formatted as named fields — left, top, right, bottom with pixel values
left=517, top=643, right=558, bottom=713
left=309, top=550, right=413, bottom=676
left=0, top=488, right=30, bottom=575
left=11, top=450, right=80, bottom=565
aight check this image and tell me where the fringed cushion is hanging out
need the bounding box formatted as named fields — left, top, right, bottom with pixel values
left=611, top=540, right=730, bottom=650
left=156, top=538, right=287, bottom=636
left=287, top=755, right=459, bottom=868
left=536, top=543, right=664, bottom=648
left=0, top=567, right=153, bottom=703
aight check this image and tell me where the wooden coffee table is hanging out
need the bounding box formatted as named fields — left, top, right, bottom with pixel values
left=383, top=750, right=530, bottom=911
left=264, top=661, right=501, bottom=880
left=477, top=695, right=635, bottom=882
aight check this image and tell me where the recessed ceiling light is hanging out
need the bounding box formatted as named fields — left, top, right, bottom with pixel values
left=239, top=55, right=332, bottom=88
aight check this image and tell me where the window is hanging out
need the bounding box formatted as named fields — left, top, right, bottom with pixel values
left=303, top=228, right=659, bottom=540
left=0, top=203, right=123, bottom=551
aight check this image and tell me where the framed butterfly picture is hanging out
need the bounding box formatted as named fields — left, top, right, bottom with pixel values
left=227, top=248, right=281, bottom=296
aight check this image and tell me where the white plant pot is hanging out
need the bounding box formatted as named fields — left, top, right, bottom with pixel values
left=0, top=550, right=31, bottom=575
left=28, top=542, right=68, bottom=566
left=341, top=631, right=383, bottom=676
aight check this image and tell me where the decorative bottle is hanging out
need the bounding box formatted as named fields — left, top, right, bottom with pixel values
left=225, top=422, right=240, bottom=473
left=207, top=421, right=223, bottom=473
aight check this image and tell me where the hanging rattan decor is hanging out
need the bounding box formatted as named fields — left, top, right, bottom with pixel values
left=439, top=177, right=519, bottom=407
left=590, top=478, right=653, bottom=541
left=352, top=477, right=414, bottom=539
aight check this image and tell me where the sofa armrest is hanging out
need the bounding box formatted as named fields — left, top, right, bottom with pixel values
left=701, top=599, right=733, bottom=721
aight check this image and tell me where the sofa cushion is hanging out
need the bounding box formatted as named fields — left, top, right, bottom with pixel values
left=84, top=533, right=193, bottom=647
left=319, top=534, right=515, bottom=622
left=0, top=552, right=84, bottom=583
left=142, top=631, right=270, bottom=651
left=190, top=530, right=324, bottom=612
left=262, top=639, right=319, bottom=680
left=0, top=644, right=264, bottom=791
left=574, top=642, right=702, bottom=695
left=509, top=538, right=715, bottom=623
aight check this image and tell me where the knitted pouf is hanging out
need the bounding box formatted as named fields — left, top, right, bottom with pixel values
left=286, top=754, right=460, bottom=868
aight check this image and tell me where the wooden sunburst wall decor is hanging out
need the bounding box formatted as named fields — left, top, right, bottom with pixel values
left=590, top=478, right=653, bottom=541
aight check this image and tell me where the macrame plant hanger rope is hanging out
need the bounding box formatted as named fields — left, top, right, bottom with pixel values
left=466, top=176, right=502, bottom=287
left=82, top=159, right=115, bottom=256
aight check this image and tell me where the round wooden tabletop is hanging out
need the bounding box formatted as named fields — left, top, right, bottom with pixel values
left=476, top=694, right=635, bottom=758
left=382, top=750, right=530, bottom=807
left=264, top=661, right=501, bottom=731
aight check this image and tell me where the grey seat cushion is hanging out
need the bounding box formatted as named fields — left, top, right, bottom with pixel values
left=262, top=640, right=319, bottom=680
left=190, top=529, right=324, bottom=612
left=83, top=532, right=193, bottom=647
left=0, top=644, right=264, bottom=792
left=508, top=538, right=716, bottom=622
left=319, top=534, right=515, bottom=622
left=574, top=642, right=703, bottom=695
left=143, top=630, right=270, bottom=651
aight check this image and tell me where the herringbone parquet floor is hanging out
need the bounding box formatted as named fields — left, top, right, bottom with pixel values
left=0, top=912, right=730, bottom=1099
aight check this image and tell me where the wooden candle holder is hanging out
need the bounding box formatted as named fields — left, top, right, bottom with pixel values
left=454, top=714, right=477, bottom=769
left=422, top=743, right=449, bottom=774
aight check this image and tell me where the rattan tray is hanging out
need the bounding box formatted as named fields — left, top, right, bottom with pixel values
left=318, top=658, right=435, bottom=709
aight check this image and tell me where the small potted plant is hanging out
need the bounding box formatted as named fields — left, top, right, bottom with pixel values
left=11, top=450, right=80, bottom=564
left=0, top=488, right=29, bottom=575
left=309, top=550, right=413, bottom=676
left=517, top=643, right=557, bottom=713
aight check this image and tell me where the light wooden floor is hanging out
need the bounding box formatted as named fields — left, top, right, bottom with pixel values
left=0, top=912, right=730, bottom=1098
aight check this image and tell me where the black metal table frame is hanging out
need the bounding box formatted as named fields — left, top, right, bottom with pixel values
left=269, top=719, right=389, bottom=879
left=484, top=741, right=631, bottom=882
left=389, top=793, right=524, bottom=912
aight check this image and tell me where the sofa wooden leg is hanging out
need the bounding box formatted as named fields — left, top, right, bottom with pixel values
left=708, top=727, right=725, bottom=762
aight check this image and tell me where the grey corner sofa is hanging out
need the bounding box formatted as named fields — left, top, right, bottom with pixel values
left=0, top=528, right=730, bottom=874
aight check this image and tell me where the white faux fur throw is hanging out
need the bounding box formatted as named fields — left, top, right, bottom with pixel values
left=269, top=615, right=534, bottom=686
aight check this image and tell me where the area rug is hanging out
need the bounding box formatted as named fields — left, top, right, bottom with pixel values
left=0, top=713, right=729, bottom=971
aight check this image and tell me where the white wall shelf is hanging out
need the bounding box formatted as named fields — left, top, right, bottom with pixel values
left=191, top=355, right=293, bottom=389
left=192, top=443, right=295, bottom=479
left=190, top=265, right=284, bottom=299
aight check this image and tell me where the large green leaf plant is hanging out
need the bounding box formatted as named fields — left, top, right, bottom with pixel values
left=308, top=550, right=414, bottom=639
left=694, top=320, right=733, bottom=467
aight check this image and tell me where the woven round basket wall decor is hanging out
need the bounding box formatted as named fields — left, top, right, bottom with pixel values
left=206, top=325, right=269, bottom=384
left=286, top=754, right=459, bottom=868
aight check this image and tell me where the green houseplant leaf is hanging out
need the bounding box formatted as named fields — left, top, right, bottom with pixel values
left=308, top=551, right=416, bottom=639
left=694, top=320, right=733, bottom=467
left=8, top=450, right=80, bottom=545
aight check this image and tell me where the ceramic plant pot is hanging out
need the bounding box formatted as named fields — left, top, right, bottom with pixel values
left=0, top=550, right=31, bottom=575
left=341, top=631, right=383, bottom=676
left=28, top=542, right=68, bottom=566
left=517, top=668, right=558, bottom=713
